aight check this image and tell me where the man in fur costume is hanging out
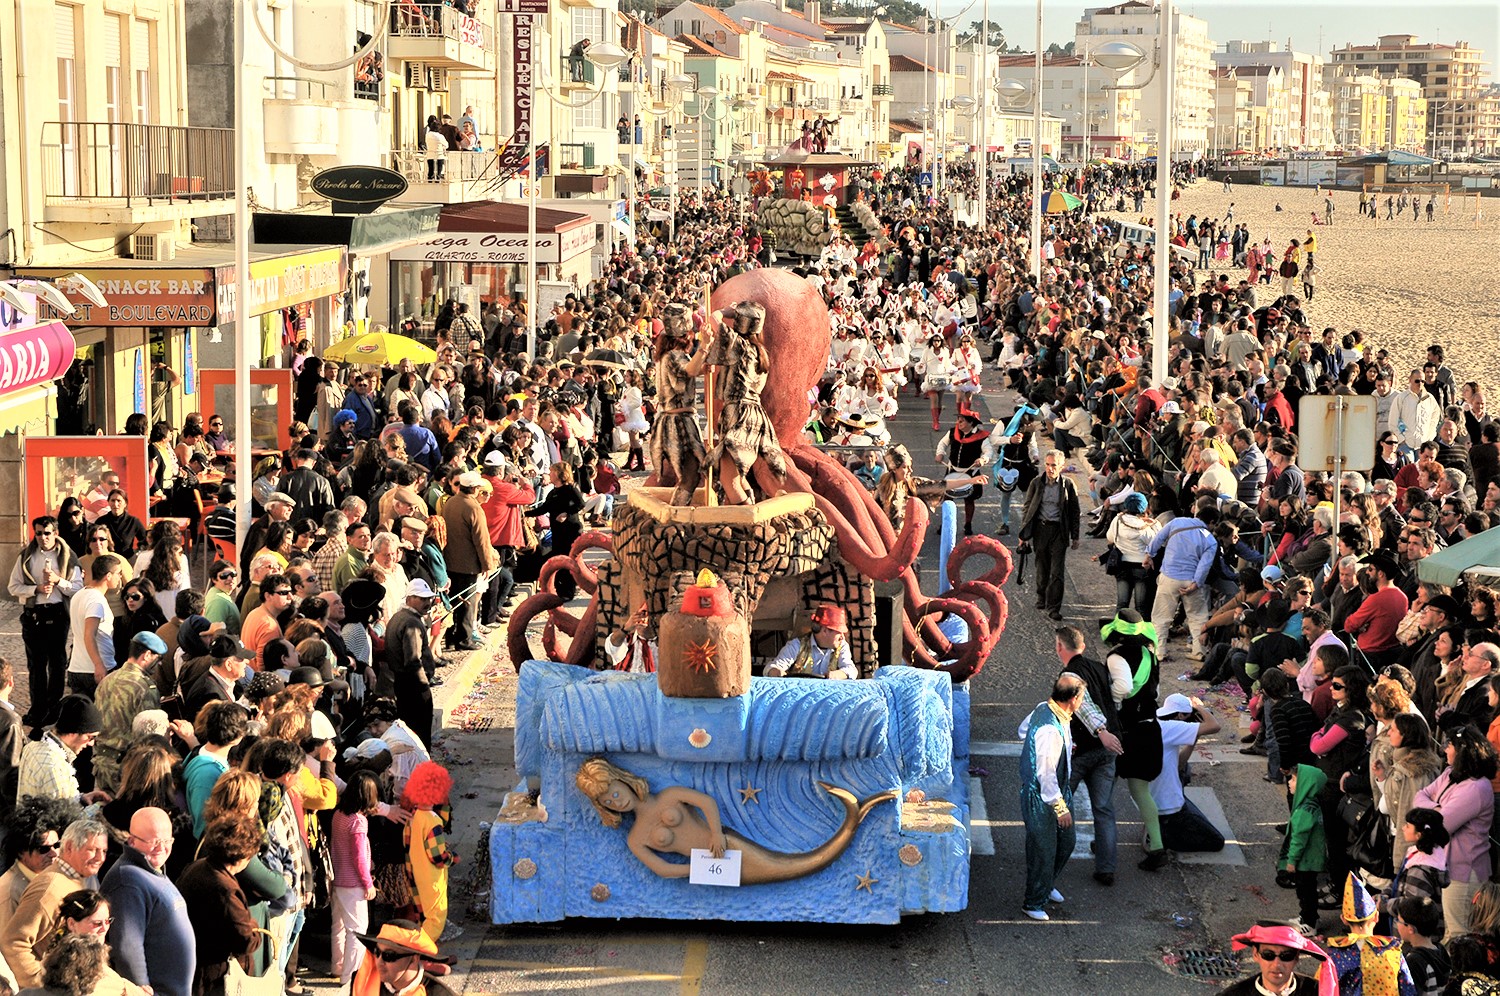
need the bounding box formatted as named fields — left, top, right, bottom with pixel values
left=708, top=301, right=788, bottom=505
left=647, top=303, right=712, bottom=505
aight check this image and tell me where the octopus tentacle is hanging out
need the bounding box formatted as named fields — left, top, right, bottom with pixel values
left=565, top=531, right=614, bottom=595
left=912, top=597, right=991, bottom=683
left=506, top=591, right=565, bottom=671
left=944, top=535, right=1014, bottom=591
left=792, top=444, right=900, bottom=552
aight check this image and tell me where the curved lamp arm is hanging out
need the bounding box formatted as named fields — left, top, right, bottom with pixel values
left=1100, top=47, right=1160, bottom=93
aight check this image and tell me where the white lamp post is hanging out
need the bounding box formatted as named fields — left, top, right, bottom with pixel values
left=665, top=73, right=696, bottom=244
left=524, top=40, right=629, bottom=363
left=951, top=94, right=975, bottom=218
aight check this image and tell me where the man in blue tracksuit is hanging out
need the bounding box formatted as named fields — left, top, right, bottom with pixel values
left=1018, top=673, right=1087, bottom=921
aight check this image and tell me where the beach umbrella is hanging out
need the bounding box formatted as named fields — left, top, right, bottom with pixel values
left=1038, top=190, right=1083, bottom=213
left=583, top=347, right=638, bottom=371
left=324, top=331, right=436, bottom=365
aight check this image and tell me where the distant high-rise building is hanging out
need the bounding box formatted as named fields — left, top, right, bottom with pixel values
left=1328, top=34, right=1499, bottom=155
left=1213, top=41, right=1331, bottom=149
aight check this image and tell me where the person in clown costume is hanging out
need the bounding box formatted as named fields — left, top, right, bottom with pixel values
left=1320, top=873, right=1417, bottom=996
left=401, top=761, right=462, bottom=942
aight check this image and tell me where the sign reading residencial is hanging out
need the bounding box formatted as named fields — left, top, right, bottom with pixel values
left=390, top=226, right=596, bottom=265
left=492, top=15, right=535, bottom=180
left=310, top=166, right=409, bottom=215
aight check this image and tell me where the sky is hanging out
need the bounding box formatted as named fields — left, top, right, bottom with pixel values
left=936, top=1, right=1499, bottom=77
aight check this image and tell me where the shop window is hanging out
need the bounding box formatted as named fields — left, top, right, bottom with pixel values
left=24, top=436, right=149, bottom=525
left=197, top=368, right=293, bottom=453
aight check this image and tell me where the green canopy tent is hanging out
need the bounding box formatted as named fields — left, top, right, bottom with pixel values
left=1416, top=528, right=1500, bottom=587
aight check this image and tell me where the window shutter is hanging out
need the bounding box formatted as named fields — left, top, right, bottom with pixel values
left=54, top=3, right=75, bottom=59
left=133, top=20, right=150, bottom=69
left=104, top=14, right=122, bottom=67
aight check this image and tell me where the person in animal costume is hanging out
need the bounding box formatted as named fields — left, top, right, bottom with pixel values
left=708, top=301, right=788, bottom=505
left=1320, top=873, right=1417, bottom=996
left=647, top=302, right=712, bottom=506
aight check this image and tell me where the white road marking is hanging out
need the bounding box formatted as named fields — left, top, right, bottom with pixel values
left=970, top=741, right=1021, bottom=757
left=1175, top=786, right=1248, bottom=866
left=969, top=776, right=995, bottom=855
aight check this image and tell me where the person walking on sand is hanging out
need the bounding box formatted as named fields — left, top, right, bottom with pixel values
left=1301, top=259, right=1318, bottom=301
left=1425, top=196, right=1436, bottom=222
left=1324, top=196, right=1334, bottom=226
left=1386, top=195, right=1394, bottom=220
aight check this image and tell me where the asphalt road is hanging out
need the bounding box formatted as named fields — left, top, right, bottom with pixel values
left=405, top=370, right=1303, bottom=995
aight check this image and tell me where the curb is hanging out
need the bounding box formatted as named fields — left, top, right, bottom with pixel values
left=433, top=581, right=536, bottom=732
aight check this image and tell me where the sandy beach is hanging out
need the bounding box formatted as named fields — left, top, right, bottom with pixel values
left=1101, top=179, right=1500, bottom=396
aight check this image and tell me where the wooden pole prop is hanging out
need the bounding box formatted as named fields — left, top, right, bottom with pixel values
left=702, top=281, right=717, bottom=506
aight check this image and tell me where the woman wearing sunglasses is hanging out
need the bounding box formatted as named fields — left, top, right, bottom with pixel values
left=1222, top=922, right=1335, bottom=996
left=202, top=559, right=241, bottom=637
left=54, top=890, right=149, bottom=996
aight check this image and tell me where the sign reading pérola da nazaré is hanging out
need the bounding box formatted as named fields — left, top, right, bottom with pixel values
left=310, top=166, right=410, bottom=214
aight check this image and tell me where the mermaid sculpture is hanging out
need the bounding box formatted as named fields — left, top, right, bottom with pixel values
left=576, top=757, right=895, bottom=884
left=648, top=303, right=713, bottom=506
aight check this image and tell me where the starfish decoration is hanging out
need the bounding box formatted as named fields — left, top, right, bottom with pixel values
left=738, top=784, right=761, bottom=805
left=855, top=869, right=878, bottom=893
left=684, top=639, right=719, bottom=674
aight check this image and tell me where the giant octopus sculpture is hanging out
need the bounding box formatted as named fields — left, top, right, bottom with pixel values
left=507, top=268, right=1011, bottom=682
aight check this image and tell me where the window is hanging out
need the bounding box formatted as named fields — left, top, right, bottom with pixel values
left=104, top=15, right=124, bottom=122
left=571, top=7, right=605, bottom=47
left=55, top=3, right=77, bottom=122
left=132, top=20, right=153, bottom=122
left=572, top=90, right=604, bottom=130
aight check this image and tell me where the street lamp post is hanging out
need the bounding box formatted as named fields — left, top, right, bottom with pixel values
left=1031, top=0, right=1042, bottom=278
left=977, top=0, right=988, bottom=228
left=664, top=73, right=696, bottom=244
left=525, top=41, right=628, bottom=363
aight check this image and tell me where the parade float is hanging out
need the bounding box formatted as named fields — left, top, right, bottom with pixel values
left=492, top=269, right=1011, bottom=924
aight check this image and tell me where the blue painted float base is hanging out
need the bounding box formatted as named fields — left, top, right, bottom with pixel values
left=490, top=662, right=973, bottom=924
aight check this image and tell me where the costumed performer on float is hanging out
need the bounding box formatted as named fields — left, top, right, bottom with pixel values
left=708, top=301, right=787, bottom=506
left=765, top=604, right=857, bottom=679
left=648, top=303, right=713, bottom=506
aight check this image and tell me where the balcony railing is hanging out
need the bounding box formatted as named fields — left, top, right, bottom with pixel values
left=872, top=83, right=894, bottom=97
left=389, top=4, right=493, bottom=50
left=560, top=54, right=596, bottom=85
left=391, top=148, right=492, bottom=184
left=42, top=121, right=234, bottom=205
left=263, top=76, right=333, bottom=101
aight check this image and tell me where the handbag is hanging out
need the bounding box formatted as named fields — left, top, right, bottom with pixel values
left=224, top=928, right=282, bottom=996
left=1101, top=546, right=1125, bottom=577
left=1349, top=804, right=1394, bottom=879
left=1337, top=791, right=1374, bottom=830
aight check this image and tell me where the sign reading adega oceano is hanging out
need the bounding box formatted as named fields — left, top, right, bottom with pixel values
left=310, top=166, right=409, bottom=214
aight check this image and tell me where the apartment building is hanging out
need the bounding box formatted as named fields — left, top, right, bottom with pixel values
left=1329, top=34, right=1499, bottom=155
left=1328, top=71, right=1390, bottom=151
left=1212, top=40, right=1331, bottom=149
left=1210, top=67, right=1253, bottom=153
left=1074, top=1, right=1216, bottom=155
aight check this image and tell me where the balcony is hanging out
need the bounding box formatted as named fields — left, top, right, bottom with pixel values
left=872, top=83, right=893, bottom=99
left=559, top=54, right=596, bottom=89
left=388, top=148, right=493, bottom=204
left=387, top=5, right=495, bottom=73
left=263, top=78, right=339, bottom=158
left=41, top=121, right=234, bottom=224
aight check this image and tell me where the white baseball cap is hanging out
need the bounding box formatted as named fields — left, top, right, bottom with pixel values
left=407, top=579, right=437, bottom=599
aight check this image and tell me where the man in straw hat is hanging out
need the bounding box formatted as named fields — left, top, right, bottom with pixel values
left=350, top=920, right=456, bottom=996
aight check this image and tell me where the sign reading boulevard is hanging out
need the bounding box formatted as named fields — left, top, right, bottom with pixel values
left=310, top=166, right=409, bottom=214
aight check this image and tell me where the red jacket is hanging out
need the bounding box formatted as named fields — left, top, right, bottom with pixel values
left=483, top=479, right=536, bottom=548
